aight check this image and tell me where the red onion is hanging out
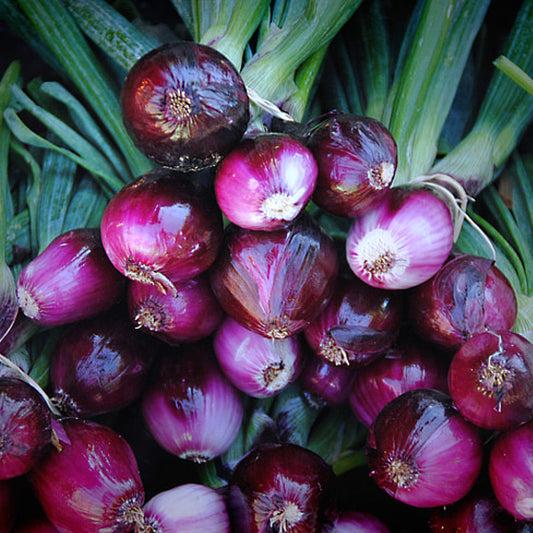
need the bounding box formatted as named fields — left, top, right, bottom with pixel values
left=215, top=133, right=317, bottom=230
left=0, top=377, right=52, bottom=480
left=346, top=185, right=454, bottom=290
left=49, top=307, right=155, bottom=417
left=348, top=335, right=449, bottom=427
left=448, top=330, right=533, bottom=430
left=213, top=315, right=305, bottom=398
left=409, top=254, right=518, bottom=350
left=101, top=168, right=223, bottom=296
left=16, top=228, right=125, bottom=327
left=141, top=341, right=243, bottom=463
left=121, top=41, right=249, bottom=171
left=328, top=510, right=391, bottom=532
left=12, top=515, right=61, bottom=533
left=304, top=274, right=402, bottom=367
left=29, top=417, right=146, bottom=533
left=489, top=419, right=533, bottom=520
left=143, top=483, right=231, bottom=533
left=300, top=352, right=355, bottom=407
left=0, top=263, right=18, bottom=345
left=128, top=274, right=224, bottom=345
left=228, top=442, right=336, bottom=533
left=0, top=479, right=16, bottom=532
left=305, top=112, right=397, bottom=218
left=366, top=388, right=483, bottom=508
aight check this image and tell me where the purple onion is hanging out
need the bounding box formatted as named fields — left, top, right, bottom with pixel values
left=215, top=133, right=318, bottom=230
left=328, top=510, right=391, bottom=532
left=141, top=341, right=243, bottom=463
left=228, top=442, right=336, bottom=533
left=489, top=419, right=533, bottom=520
left=101, top=168, right=223, bottom=296
left=128, top=274, right=224, bottom=345
left=29, top=417, right=146, bottom=533
left=12, top=515, right=61, bottom=533
left=210, top=214, right=338, bottom=339
left=348, top=335, right=449, bottom=428
left=49, top=307, right=155, bottom=417
left=346, top=185, right=454, bottom=290
left=16, top=228, right=125, bottom=327
left=448, top=330, right=533, bottom=431
left=0, top=377, right=52, bottom=480
left=304, top=274, right=402, bottom=367
left=409, top=254, right=518, bottom=350
left=121, top=41, right=249, bottom=171
left=366, top=388, right=483, bottom=508
left=143, top=483, right=231, bottom=533
left=0, top=479, right=16, bottom=532
left=213, top=315, right=305, bottom=398
left=305, top=112, right=397, bottom=218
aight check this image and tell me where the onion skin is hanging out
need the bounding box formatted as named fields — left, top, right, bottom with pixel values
left=16, top=228, right=125, bottom=327
left=228, top=442, right=336, bottom=533
left=50, top=307, right=156, bottom=417
left=128, top=274, right=224, bottom=345
left=29, top=417, right=145, bottom=533
left=366, top=388, right=483, bottom=508
left=448, top=330, right=533, bottom=431
left=121, top=41, right=249, bottom=171
left=409, top=254, right=517, bottom=350
left=0, top=479, right=16, bottom=533
left=141, top=342, right=243, bottom=463
left=327, top=510, right=391, bottom=532
left=489, top=419, right=533, bottom=520
left=209, top=214, right=338, bottom=339
left=306, top=112, right=397, bottom=218
left=12, top=515, right=61, bottom=533
left=101, top=168, right=223, bottom=294
left=0, top=377, right=52, bottom=480
left=143, top=483, right=231, bottom=533
left=304, top=274, right=403, bottom=367
left=215, top=133, right=318, bottom=230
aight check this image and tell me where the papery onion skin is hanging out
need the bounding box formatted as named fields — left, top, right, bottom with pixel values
left=0, top=377, right=52, bottom=480
left=409, top=254, right=517, bottom=350
left=306, top=112, right=397, bottom=218
left=489, top=419, right=533, bottom=520
left=50, top=307, right=156, bottom=417
left=213, top=315, right=305, bottom=398
left=448, top=330, right=533, bottom=431
left=141, top=342, right=243, bottom=463
left=327, top=510, right=391, bottom=533
left=228, top=442, right=336, bottom=533
left=366, top=388, right=483, bottom=508
left=143, top=483, right=231, bottom=533
left=16, top=228, right=126, bottom=327
left=346, top=185, right=454, bottom=290
left=215, top=133, right=318, bottom=230
left=101, top=168, right=223, bottom=294
left=348, top=335, right=449, bottom=428
left=128, top=274, right=224, bottom=345
left=29, top=417, right=145, bottom=533
left=209, top=213, right=338, bottom=339
left=304, top=274, right=403, bottom=367
left=121, top=41, right=249, bottom=171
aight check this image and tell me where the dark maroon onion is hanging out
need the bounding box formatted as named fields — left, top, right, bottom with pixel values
left=448, top=330, right=533, bottom=431
left=366, top=388, right=483, bottom=508
left=128, top=274, right=224, bottom=345
left=0, top=478, right=16, bottom=532
left=348, top=335, right=449, bottom=428
left=209, top=213, right=338, bottom=339
left=49, top=307, right=156, bottom=417
left=305, top=112, right=397, bottom=218
left=489, top=419, right=533, bottom=520
left=16, top=228, right=125, bottom=327
left=141, top=341, right=243, bottom=463
left=0, top=377, right=52, bottom=480
left=215, top=133, right=318, bottom=230
left=228, top=442, right=336, bottom=533
left=300, top=352, right=356, bottom=407
left=101, top=168, right=223, bottom=295
left=328, top=510, right=391, bottom=532
left=121, top=41, right=249, bottom=171
left=409, top=254, right=518, bottom=350
left=12, top=515, right=61, bottom=533
left=29, top=417, right=146, bottom=533
left=304, top=274, right=402, bottom=367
